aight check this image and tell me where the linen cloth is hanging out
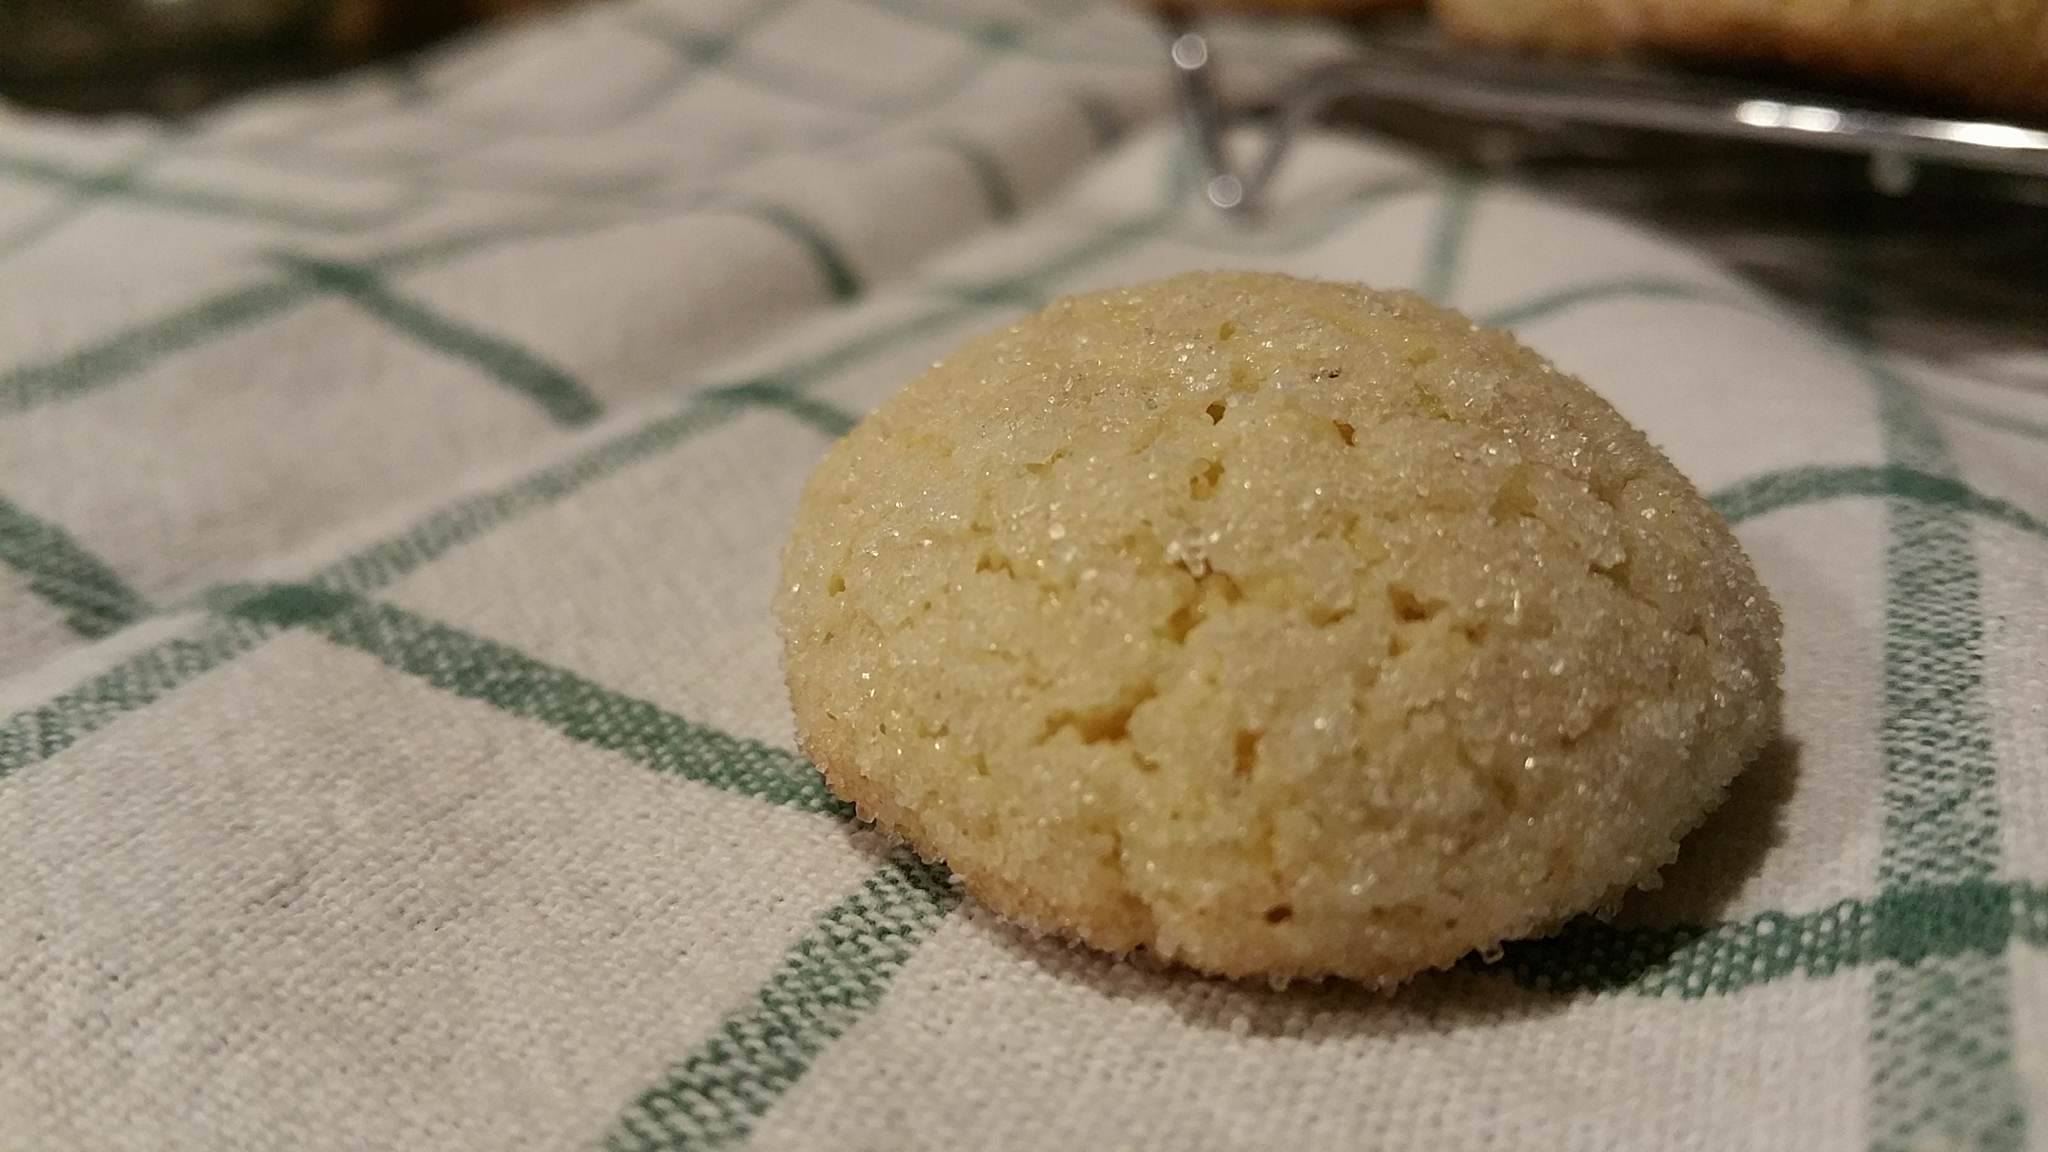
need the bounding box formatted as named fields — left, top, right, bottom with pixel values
left=1, top=1, right=2045, bottom=1148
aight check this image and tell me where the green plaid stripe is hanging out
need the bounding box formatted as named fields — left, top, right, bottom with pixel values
left=0, top=281, right=306, bottom=415
left=709, top=381, right=861, bottom=438
left=1492, top=880, right=2046, bottom=998
left=0, top=615, right=273, bottom=782
left=271, top=252, right=604, bottom=425
left=305, top=402, right=749, bottom=597
left=723, top=204, right=864, bottom=302
left=869, top=0, right=1151, bottom=65
left=624, top=0, right=806, bottom=74
left=0, top=148, right=425, bottom=234
left=1842, top=254, right=2028, bottom=1150
left=932, top=133, right=1022, bottom=221
left=1710, top=465, right=2048, bottom=544
left=0, top=403, right=722, bottom=781
left=215, top=583, right=848, bottom=816
left=1881, top=535, right=1979, bottom=834
left=0, top=206, right=659, bottom=418
left=0, top=181, right=863, bottom=415
left=607, top=851, right=959, bottom=1152
left=0, top=142, right=171, bottom=260
left=0, top=495, right=149, bottom=639
left=1418, top=173, right=1476, bottom=303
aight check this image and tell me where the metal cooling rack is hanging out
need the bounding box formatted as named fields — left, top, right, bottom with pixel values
left=1163, top=12, right=2048, bottom=214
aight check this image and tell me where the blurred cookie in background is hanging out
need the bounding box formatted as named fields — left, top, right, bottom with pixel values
left=324, top=0, right=575, bottom=57
left=1431, top=0, right=2048, bottom=115
left=1143, top=0, right=2046, bottom=115
left=0, top=0, right=581, bottom=115
left=1145, top=0, right=1417, bottom=11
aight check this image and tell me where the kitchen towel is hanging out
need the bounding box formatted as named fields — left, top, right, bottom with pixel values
left=0, top=0, right=2044, bottom=1148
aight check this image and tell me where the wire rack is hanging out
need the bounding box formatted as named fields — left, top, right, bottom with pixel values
left=1162, top=11, right=2048, bottom=215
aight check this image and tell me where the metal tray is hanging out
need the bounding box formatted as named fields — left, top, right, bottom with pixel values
left=1163, top=12, right=2048, bottom=213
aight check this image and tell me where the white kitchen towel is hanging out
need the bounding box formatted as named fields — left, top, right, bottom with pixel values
left=0, top=1, right=2043, bottom=1149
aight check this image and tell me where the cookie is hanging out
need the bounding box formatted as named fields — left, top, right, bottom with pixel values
left=1136, top=0, right=1417, bottom=13
left=1432, top=0, right=2048, bottom=114
left=776, top=272, right=1781, bottom=986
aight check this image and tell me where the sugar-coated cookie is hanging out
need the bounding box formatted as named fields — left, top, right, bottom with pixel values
left=777, top=272, right=1780, bottom=986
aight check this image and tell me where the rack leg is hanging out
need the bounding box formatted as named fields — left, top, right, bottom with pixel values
left=1161, top=14, right=1251, bottom=212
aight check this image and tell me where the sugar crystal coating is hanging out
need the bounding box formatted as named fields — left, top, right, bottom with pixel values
left=776, top=271, right=1781, bottom=985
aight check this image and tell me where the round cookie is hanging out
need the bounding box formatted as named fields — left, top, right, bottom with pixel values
left=1432, top=0, right=2048, bottom=116
left=776, top=271, right=1780, bottom=986
left=1135, top=0, right=1417, bottom=14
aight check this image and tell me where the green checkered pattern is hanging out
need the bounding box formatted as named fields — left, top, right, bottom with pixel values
left=1, top=1, right=2044, bottom=1148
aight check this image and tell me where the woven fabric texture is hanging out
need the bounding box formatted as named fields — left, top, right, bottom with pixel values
left=0, top=1, right=2043, bottom=1149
